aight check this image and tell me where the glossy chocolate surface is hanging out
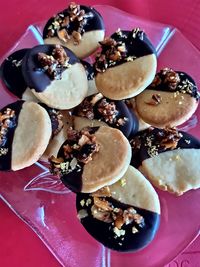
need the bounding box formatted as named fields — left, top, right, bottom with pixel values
left=76, top=194, right=160, bottom=252
left=43, top=5, right=105, bottom=39
left=1, top=49, right=29, bottom=98
left=0, top=100, right=24, bottom=170
left=22, top=44, right=80, bottom=92
left=111, top=30, right=156, bottom=59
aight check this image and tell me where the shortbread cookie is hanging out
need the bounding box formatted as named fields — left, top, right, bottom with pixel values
left=73, top=93, right=139, bottom=137
left=135, top=68, right=199, bottom=128
left=49, top=126, right=131, bottom=193
left=41, top=110, right=73, bottom=161
left=130, top=127, right=200, bottom=195
left=94, top=28, right=157, bottom=100
left=43, top=2, right=105, bottom=59
left=126, top=98, right=150, bottom=131
left=0, top=49, right=38, bottom=102
left=81, top=60, right=98, bottom=96
left=0, top=100, right=52, bottom=171
left=76, top=165, right=160, bottom=252
left=73, top=116, right=107, bottom=131
left=22, top=44, right=88, bottom=109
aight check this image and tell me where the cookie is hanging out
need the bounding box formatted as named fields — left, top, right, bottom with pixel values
left=22, top=44, right=88, bottom=109
left=43, top=3, right=105, bottom=59
left=41, top=110, right=73, bottom=161
left=0, top=49, right=38, bottom=102
left=81, top=60, right=98, bottom=96
left=94, top=28, right=157, bottom=100
left=130, top=127, right=200, bottom=195
left=49, top=126, right=131, bottom=193
left=135, top=68, right=199, bottom=128
left=0, top=100, right=52, bottom=171
left=73, top=93, right=139, bottom=137
left=76, top=165, right=160, bottom=252
left=126, top=98, right=150, bottom=132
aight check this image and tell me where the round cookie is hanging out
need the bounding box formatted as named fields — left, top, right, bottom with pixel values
left=41, top=110, right=73, bottom=161
left=43, top=3, right=105, bottom=59
left=73, top=93, right=139, bottom=137
left=76, top=165, right=160, bottom=252
left=22, top=44, right=88, bottom=109
left=81, top=60, right=98, bottom=96
left=0, top=100, right=52, bottom=171
left=0, top=49, right=38, bottom=102
left=130, top=127, right=200, bottom=195
left=49, top=126, right=131, bottom=193
left=135, top=68, right=199, bottom=128
left=126, top=98, right=150, bottom=132
left=94, top=28, right=157, bottom=100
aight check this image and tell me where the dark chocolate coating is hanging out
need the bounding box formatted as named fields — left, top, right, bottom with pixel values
left=0, top=49, right=29, bottom=98
left=76, top=194, right=160, bottom=252
left=21, top=44, right=80, bottom=93
left=148, top=71, right=199, bottom=100
left=111, top=30, right=156, bottom=59
left=80, top=60, right=94, bottom=81
left=57, top=127, right=100, bottom=193
left=73, top=96, right=139, bottom=138
left=43, top=6, right=105, bottom=39
left=0, top=100, right=24, bottom=170
left=129, top=128, right=200, bottom=168
left=39, top=103, right=61, bottom=136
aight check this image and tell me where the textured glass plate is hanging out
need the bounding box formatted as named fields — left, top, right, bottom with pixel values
left=0, top=5, right=200, bottom=267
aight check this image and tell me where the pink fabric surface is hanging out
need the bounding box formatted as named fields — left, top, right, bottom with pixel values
left=0, top=1, right=199, bottom=266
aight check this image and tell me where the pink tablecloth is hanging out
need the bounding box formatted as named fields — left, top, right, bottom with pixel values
left=0, top=1, right=199, bottom=266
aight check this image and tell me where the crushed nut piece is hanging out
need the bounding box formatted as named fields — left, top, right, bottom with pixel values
left=145, top=94, right=162, bottom=106
left=37, top=45, right=70, bottom=80
left=0, top=108, right=16, bottom=148
left=77, top=209, right=88, bottom=219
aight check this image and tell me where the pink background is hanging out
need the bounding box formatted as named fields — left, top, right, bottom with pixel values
left=0, top=1, right=199, bottom=266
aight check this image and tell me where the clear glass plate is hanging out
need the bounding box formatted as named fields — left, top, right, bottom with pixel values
left=0, top=5, right=200, bottom=267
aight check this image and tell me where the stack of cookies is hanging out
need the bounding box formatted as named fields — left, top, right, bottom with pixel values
left=0, top=1, right=199, bottom=252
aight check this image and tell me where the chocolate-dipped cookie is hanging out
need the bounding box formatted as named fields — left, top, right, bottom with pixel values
left=76, top=165, right=160, bottom=252
left=0, top=100, right=52, bottom=171
left=81, top=60, right=98, bottom=96
left=41, top=110, right=73, bottom=161
left=73, top=93, right=139, bottom=137
left=135, top=68, right=199, bottom=128
left=49, top=126, right=131, bottom=193
left=43, top=2, right=105, bottom=59
left=130, top=127, right=200, bottom=195
left=22, top=44, right=88, bottom=109
left=94, top=28, right=157, bottom=100
left=0, top=49, right=38, bottom=102
left=126, top=98, right=150, bottom=132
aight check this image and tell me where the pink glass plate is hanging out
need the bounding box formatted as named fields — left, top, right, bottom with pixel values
left=0, top=5, right=200, bottom=267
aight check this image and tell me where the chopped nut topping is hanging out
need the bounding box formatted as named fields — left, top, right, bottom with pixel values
left=48, top=109, right=63, bottom=137
left=75, top=94, right=128, bottom=127
left=145, top=127, right=182, bottom=157
left=37, top=45, right=70, bottom=80
left=49, top=128, right=99, bottom=175
left=90, top=196, right=144, bottom=232
left=46, top=2, right=92, bottom=45
left=145, top=94, right=162, bottom=106
left=97, top=99, right=119, bottom=124
left=94, top=28, right=145, bottom=73
left=0, top=108, right=16, bottom=148
left=149, top=68, right=199, bottom=99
